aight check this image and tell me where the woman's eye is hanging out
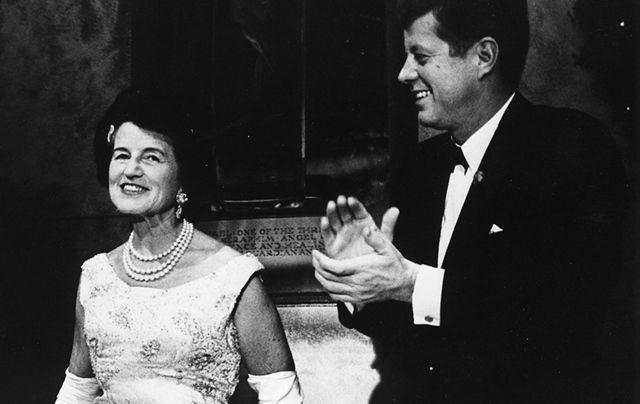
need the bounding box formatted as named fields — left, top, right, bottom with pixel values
left=144, top=154, right=161, bottom=162
left=112, top=153, right=128, bottom=160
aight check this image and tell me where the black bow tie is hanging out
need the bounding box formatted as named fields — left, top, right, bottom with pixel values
left=445, top=137, right=469, bottom=173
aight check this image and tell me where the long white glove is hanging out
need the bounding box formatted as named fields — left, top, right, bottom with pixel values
left=55, top=368, right=101, bottom=404
left=247, top=370, right=303, bottom=403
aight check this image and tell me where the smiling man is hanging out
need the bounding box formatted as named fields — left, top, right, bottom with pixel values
left=312, top=0, right=629, bottom=402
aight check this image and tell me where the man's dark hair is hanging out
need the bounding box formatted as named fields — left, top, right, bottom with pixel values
left=397, top=0, right=530, bottom=88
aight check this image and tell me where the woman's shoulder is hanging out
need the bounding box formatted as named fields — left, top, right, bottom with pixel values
left=104, top=243, right=126, bottom=265
left=187, top=229, right=262, bottom=278
left=190, top=228, right=263, bottom=267
left=188, top=230, right=238, bottom=268
left=82, top=248, right=120, bottom=271
left=190, top=228, right=236, bottom=256
left=77, top=248, right=121, bottom=302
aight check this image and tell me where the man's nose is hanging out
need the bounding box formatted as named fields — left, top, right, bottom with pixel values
left=397, top=56, right=417, bottom=84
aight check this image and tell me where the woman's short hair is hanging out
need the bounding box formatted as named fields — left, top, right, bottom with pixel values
left=94, top=87, right=213, bottom=202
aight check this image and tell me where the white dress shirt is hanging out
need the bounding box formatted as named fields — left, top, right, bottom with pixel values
left=412, top=94, right=515, bottom=326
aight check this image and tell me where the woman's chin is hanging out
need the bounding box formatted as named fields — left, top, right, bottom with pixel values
left=113, top=203, right=149, bottom=216
left=115, top=206, right=178, bottom=222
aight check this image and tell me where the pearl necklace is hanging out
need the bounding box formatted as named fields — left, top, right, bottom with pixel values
left=123, top=220, right=194, bottom=282
left=127, top=220, right=191, bottom=262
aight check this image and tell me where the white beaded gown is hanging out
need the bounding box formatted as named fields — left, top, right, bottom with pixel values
left=79, top=252, right=262, bottom=404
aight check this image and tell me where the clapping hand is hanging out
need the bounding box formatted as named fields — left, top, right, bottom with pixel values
left=313, top=196, right=417, bottom=304
left=320, top=195, right=398, bottom=259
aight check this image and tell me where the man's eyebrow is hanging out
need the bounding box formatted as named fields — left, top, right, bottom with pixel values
left=409, top=44, right=431, bottom=53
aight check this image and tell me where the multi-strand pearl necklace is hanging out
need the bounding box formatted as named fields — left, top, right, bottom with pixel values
left=123, top=220, right=194, bottom=282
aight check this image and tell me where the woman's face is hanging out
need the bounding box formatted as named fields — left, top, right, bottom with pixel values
left=108, top=122, right=181, bottom=219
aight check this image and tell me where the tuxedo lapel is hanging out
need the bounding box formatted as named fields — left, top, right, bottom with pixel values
left=401, top=135, right=454, bottom=267
left=442, top=94, right=532, bottom=268
left=424, top=143, right=456, bottom=266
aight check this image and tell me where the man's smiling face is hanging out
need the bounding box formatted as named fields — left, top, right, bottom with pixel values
left=398, top=11, right=481, bottom=135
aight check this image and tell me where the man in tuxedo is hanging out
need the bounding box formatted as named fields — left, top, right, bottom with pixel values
left=311, top=0, right=628, bottom=402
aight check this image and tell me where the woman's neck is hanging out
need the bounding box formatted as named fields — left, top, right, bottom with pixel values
left=131, top=209, right=183, bottom=255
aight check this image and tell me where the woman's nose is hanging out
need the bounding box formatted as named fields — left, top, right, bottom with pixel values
left=397, top=56, right=417, bottom=84
left=123, top=158, right=142, bottom=177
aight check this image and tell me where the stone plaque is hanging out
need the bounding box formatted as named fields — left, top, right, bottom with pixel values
left=197, top=216, right=324, bottom=270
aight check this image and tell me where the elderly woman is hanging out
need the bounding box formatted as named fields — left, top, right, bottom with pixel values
left=56, top=88, right=303, bottom=403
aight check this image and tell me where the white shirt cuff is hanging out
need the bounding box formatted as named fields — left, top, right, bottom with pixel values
left=410, top=262, right=444, bottom=326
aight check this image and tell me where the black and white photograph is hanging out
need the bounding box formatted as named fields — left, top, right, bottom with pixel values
left=1, top=1, right=637, bottom=403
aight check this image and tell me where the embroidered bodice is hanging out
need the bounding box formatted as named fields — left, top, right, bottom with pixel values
left=79, top=253, right=262, bottom=404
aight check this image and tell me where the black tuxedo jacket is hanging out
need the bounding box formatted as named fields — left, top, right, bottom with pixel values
left=339, top=94, right=628, bottom=403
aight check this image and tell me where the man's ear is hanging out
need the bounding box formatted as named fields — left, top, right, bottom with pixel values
left=474, top=37, right=499, bottom=79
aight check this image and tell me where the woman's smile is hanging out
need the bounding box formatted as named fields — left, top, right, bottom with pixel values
left=120, top=183, right=149, bottom=195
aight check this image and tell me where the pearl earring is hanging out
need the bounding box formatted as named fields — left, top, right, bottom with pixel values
left=175, top=191, right=189, bottom=219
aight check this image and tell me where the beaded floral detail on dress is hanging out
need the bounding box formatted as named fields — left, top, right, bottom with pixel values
left=79, top=253, right=262, bottom=404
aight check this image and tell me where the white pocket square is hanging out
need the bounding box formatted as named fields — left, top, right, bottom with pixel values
left=489, top=224, right=503, bottom=234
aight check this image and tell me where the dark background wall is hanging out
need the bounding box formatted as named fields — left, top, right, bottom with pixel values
left=0, top=1, right=130, bottom=401
left=0, top=0, right=636, bottom=402
left=0, top=0, right=129, bottom=218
